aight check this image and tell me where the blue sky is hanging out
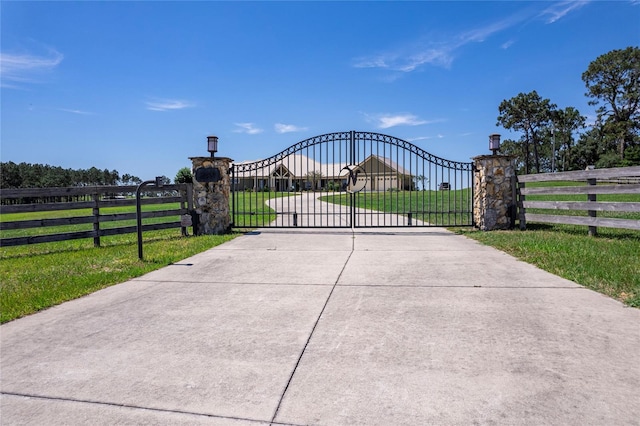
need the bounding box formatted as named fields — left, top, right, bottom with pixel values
left=2, top=1, right=639, bottom=181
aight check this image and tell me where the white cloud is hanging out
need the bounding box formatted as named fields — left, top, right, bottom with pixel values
left=0, top=49, right=63, bottom=88
left=57, top=108, right=94, bottom=115
left=352, top=15, right=521, bottom=73
left=378, top=114, right=427, bottom=128
left=406, top=136, right=433, bottom=142
left=145, top=99, right=194, bottom=111
left=353, top=3, right=588, bottom=74
left=274, top=123, right=308, bottom=133
left=501, top=40, right=516, bottom=49
left=364, top=113, right=444, bottom=129
left=233, top=122, right=263, bottom=134
left=540, top=1, right=589, bottom=23
left=353, top=46, right=453, bottom=72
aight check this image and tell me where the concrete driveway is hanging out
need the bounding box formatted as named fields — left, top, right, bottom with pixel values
left=2, top=228, right=639, bottom=425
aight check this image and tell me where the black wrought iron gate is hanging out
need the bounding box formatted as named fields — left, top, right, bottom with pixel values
left=231, top=131, right=474, bottom=228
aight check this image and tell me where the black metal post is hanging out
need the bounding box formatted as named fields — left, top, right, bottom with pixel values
left=136, top=177, right=163, bottom=260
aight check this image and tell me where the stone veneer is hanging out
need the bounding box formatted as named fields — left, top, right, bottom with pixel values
left=189, top=157, right=233, bottom=235
left=472, top=155, right=516, bottom=231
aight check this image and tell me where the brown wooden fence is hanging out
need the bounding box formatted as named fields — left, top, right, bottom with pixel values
left=0, top=184, right=194, bottom=247
left=517, top=166, right=640, bottom=236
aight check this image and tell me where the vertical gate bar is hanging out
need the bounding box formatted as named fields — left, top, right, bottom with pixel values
left=448, top=166, right=452, bottom=226
left=334, top=134, right=338, bottom=227
left=249, top=168, right=262, bottom=227
left=314, top=142, right=318, bottom=227
left=375, top=133, right=378, bottom=226
left=469, top=163, right=474, bottom=227
left=315, top=142, right=318, bottom=227
left=438, top=164, right=444, bottom=226
left=307, top=146, right=312, bottom=227
left=429, top=160, right=433, bottom=225
left=392, top=139, right=396, bottom=226
left=454, top=167, right=458, bottom=226
left=364, top=133, right=367, bottom=226
left=250, top=171, right=254, bottom=228
left=405, top=141, right=409, bottom=226
left=420, top=158, right=424, bottom=225
left=256, top=164, right=264, bottom=227
left=408, top=146, right=412, bottom=226
left=374, top=133, right=379, bottom=227
left=331, top=135, right=334, bottom=227
left=255, top=165, right=259, bottom=227
left=437, top=165, right=441, bottom=225
left=258, top=164, right=262, bottom=227
left=286, top=152, right=290, bottom=227
left=346, top=133, right=351, bottom=228
left=350, top=131, right=355, bottom=167
left=320, top=140, right=324, bottom=227
left=231, top=165, right=236, bottom=228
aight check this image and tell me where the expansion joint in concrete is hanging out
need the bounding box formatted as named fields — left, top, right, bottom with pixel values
left=269, top=230, right=356, bottom=424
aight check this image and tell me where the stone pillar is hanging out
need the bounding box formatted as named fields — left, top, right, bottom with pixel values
left=472, top=155, right=516, bottom=231
left=189, top=156, right=233, bottom=235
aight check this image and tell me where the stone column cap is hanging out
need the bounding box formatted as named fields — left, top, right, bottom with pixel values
left=189, top=156, right=234, bottom=162
left=471, top=154, right=517, bottom=161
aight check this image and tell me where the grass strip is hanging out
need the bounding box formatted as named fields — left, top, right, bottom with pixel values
left=320, top=189, right=473, bottom=226
left=452, top=225, right=640, bottom=308
left=0, top=230, right=239, bottom=323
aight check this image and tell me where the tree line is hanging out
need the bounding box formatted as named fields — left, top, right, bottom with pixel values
left=0, top=162, right=144, bottom=189
left=497, top=46, right=639, bottom=174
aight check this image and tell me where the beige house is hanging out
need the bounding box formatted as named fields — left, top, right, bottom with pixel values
left=233, top=154, right=414, bottom=192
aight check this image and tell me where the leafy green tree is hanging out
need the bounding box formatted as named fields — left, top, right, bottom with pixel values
left=582, top=46, right=640, bottom=163
left=174, top=167, right=193, bottom=184
left=497, top=91, right=556, bottom=174
left=0, top=162, right=21, bottom=188
left=158, top=175, right=172, bottom=186
left=551, top=107, right=586, bottom=171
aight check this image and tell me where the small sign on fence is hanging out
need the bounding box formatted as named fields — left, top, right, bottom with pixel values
left=181, top=214, right=193, bottom=227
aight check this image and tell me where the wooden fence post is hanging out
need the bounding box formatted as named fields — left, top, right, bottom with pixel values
left=92, top=193, right=101, bottom=247
left=587, top=178, right=597, bottom=237
left=518, top=181, right=527, bottom=230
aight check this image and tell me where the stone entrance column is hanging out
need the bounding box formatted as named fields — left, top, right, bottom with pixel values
left=472, top=154, right=517, bottom=231
left=189, top=156, right=233, bottom=235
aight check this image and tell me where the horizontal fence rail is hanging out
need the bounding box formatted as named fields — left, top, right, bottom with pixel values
left=517, top=166, right=640, bottom=235
left=0, top=184, right=194, bottom=247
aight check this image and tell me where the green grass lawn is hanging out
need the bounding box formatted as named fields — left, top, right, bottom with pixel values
left=0, top=230, right=239, bottom=323
left=453, top=224, right=640, bottom=308
left=320, top=189, right=473, bottom=226
left=232, top=191, right=294, bottom=228
left=0, top=192, right=288, bottom=323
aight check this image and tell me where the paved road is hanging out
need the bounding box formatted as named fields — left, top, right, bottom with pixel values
left=2, top=228, right=639, bottom=425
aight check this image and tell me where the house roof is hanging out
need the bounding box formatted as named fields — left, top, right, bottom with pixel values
left=232, top=154, right=411, bottom=179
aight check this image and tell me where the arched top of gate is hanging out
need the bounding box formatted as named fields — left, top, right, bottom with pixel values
left=233, top=131, right=473, bottom=172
